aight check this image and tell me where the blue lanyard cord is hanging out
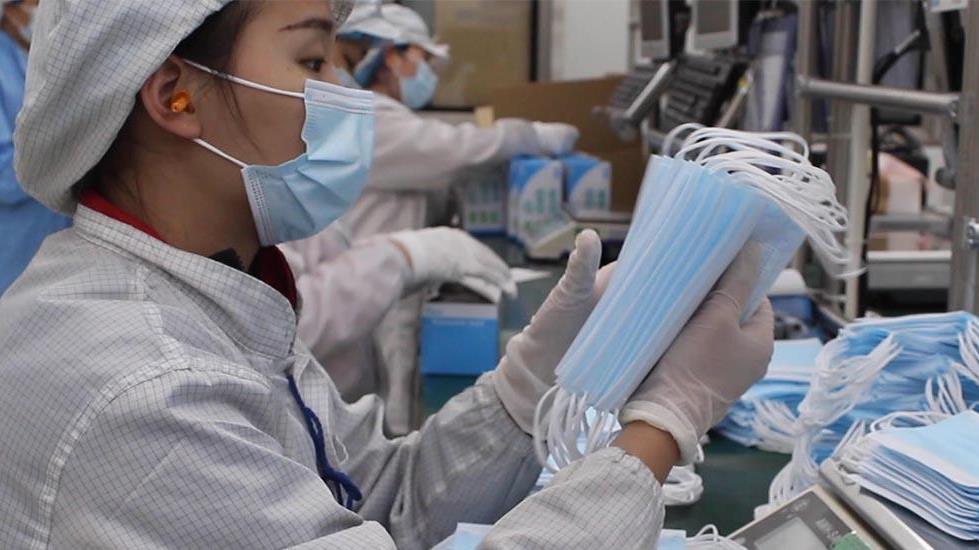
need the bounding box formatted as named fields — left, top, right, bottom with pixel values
left=286, top=373, right=363, bottom=509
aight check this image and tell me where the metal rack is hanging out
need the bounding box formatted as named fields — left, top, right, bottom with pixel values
left=793, top=0, right=979, bottom=317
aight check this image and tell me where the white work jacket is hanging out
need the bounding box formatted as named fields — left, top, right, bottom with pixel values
left=281, top=224, right=410, bottom=401
left=0, top=204, right=665, bottom=549
left=341, top=93, right=547, bottom=240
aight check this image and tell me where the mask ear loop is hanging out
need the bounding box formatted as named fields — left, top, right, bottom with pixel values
left=697, top=147, right=855, bottom=276
left=534, top=385, right=557, bottom=470
left=662, top=122, right=705, bottom=156
left=679, top=128, right=811, bottom=159
left=179, top=58, right=296, bottom=170
left=682, top=136, right=829, bottom=203
left=182, top=58, right=305, bottom=99
left=680, top=135, right=810, bottom=167
left=192, top=139, right=248, bottom=169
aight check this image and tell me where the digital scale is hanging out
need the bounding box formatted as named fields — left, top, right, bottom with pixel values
left=730, top=459, right=976, bottom=550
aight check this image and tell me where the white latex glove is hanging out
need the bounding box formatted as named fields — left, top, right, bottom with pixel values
left=495, top=229, right=615, bottom=433
left=532, top=122, right=580, bottom=156
left=620, top=245, right=774, bottom=464
left=389, top=227, right=517, bottom=298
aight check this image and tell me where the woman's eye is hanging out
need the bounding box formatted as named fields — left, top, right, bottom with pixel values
left=301, top=58, right=325, bottom=72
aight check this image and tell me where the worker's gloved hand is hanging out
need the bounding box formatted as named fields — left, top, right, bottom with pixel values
left=389, top=227, right=517, bottom=297
left=495, top=229, right=614, bottom=433
left=620, top=244, right=774, bottom=464
left=533, top=122, right=580, bottom=156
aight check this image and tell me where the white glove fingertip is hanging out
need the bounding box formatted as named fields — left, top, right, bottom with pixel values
left=571, top=229, right=602, bottom=270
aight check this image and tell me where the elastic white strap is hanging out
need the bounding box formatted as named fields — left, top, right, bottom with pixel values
left=183, top=58, right=304, bottom=99
left=193, top=138, right=248, bottom=169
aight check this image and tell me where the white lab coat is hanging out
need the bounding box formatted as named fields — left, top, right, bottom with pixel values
left=338, top=93, right=548, bottom=433
left=281, top=224, right=412, bottom=402
left=340, top=92, right=546, bottom=239
left=0, top=204, right=666, bottom=549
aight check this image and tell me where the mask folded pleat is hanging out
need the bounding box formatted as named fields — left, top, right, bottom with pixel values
left=769, top=312, right=979, bottom=511
left=835, top=411, right=979, bottom=541
left=184, top=59, right=375, bottom=247
left=536, top=127, right=852, bottom=472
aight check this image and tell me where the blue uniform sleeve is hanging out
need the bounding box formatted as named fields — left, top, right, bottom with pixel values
left=0, top=32, right=29, bottom=206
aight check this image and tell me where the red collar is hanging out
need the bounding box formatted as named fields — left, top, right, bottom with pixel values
left=80, top=188, right=165, bottom=241
left=79, top=189, right=298, bottom=308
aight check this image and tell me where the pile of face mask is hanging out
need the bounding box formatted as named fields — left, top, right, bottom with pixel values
left=768, top=312, right=979, bottom=506
left=834, top=410, right=979, bottom=541
left=715, top=338, right=823, bottom=453
left=431, top=523, right=745, bottom=550
left=534, top=127, right=850, bottom=471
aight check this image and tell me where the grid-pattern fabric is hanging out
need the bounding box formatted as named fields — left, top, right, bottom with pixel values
left=14, top=0, right=230, bottom=214
left=13, top=0, right=353, bottom=215
left=281, top=227, right=411, bottom=400
left=483, top=448, right=666, bottom=550
left=0, top=206, right=667, bottom=549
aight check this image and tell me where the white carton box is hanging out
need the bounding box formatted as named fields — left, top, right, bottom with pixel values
left=560, top=153, right=611, bottom=218
left=507, top=156, right=564, bottom=245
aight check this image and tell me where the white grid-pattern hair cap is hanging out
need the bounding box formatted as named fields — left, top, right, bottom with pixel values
left=381, top=4, right=448, bottom=58
left=14, top=0, right=354, bottom=214
left=341, top=0, right=400, bottom=42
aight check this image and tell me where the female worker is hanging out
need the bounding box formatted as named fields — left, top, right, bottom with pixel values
left=0, top=2, right=773, bottom=549
left=281, top=1, right=517, bottom=428
left=341, top=3, right=579, bottom=239
left=0, top=0, right=71, bottom=295
left=335, top=3, right=583, bottom=433
left=282, top=221, right=516, bottom=407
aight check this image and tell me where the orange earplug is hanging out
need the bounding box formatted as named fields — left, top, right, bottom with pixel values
left=170, top=90, right=195, bottom=114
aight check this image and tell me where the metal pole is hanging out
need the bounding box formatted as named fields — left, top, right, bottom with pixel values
left=949, top=4, right=979, bottom=312
left=843, top=0, right=877, bottom=320
left=797, top=77, right=960, bottom=120
left=789, top=0, right=817, bottom=275
left=536, top=0, right=554, bottom=82
left=792, top=0, right=817, bottom=143
left=821, top=0, right=857, bottom=315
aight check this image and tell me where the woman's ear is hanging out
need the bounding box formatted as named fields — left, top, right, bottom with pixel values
left=138, top=57, right=203, bottom=140
left=383, top=47, right=405, bottom=78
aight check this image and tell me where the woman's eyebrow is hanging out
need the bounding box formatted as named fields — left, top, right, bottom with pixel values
left=280, top=17, right=335, bottom=34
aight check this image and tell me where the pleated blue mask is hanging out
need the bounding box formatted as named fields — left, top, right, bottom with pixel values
left=843, top=411, right=979, bottom=541
left=400, top=58, right=438, bottom=110
left=184, top=60, right=375, bottom=246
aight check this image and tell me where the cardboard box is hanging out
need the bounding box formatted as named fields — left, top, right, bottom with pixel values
left=508, top=156, right=564, bottom=245
left=455, top=164, right=507, bottom=235
left=560, top=153, right=612, bottom=218
left=430, top=0, right=533, bottom=109
left=419, top=285, right=499, bottom=376
left=485, top=77, right=647, bottom=212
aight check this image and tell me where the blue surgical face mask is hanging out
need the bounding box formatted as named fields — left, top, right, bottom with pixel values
left=335, top=67, right=361, bottom=89
left=399, top=58, right=437, bottom=110
left=843, top=411, right=979, bottom=540
left=184, top=60, right=375, bottom=246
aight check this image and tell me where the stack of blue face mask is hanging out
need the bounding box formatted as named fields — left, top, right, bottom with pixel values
left=837, top=410, right=979, bottom=541
left=770, top=312, right=979, bottom=506
left=715, top=338, right=823, bottom=452
left=430, top=524, right=745, bottom=550
left=534, top=128, right=849, bottom=471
